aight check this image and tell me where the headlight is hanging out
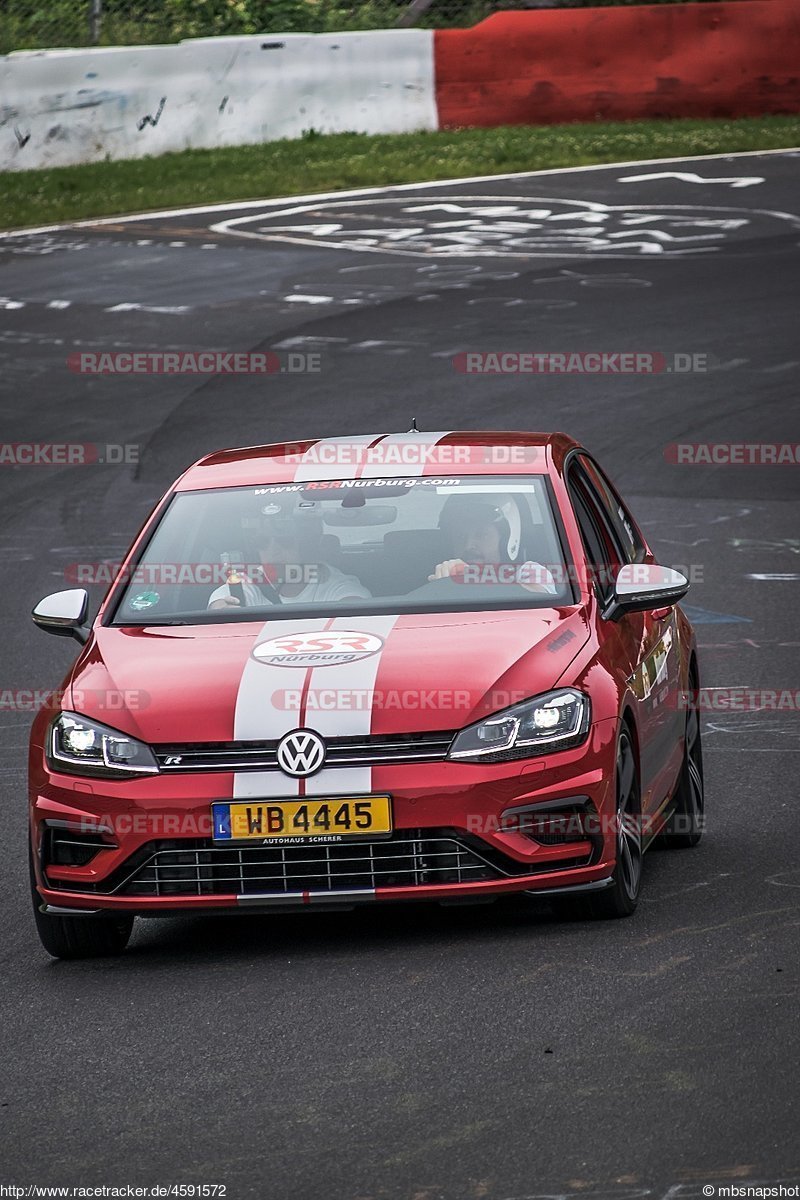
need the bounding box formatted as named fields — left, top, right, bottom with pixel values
left=448, top=689, right=590, bottom=762
left=48, top=712, right=159, bottom=776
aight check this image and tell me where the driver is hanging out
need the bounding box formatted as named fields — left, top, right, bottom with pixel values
left=208, top=505, right=370, bottom=609
left=430, top=495, right=558, bottom=595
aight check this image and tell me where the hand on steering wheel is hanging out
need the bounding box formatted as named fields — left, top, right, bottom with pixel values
left=427, top=558, right=468, bottom=582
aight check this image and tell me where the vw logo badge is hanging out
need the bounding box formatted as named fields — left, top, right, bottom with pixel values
left=276, top=729, right=326, bottom=778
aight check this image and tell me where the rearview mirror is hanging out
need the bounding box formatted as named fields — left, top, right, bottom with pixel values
left=324, top=505, right=398, bottom=527
left=32, top=589, right=90, bottom=644
left=603, top=563, right=688, bottom=622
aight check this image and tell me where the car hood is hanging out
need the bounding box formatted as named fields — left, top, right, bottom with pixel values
left=68, top=608, right=591, bottom=744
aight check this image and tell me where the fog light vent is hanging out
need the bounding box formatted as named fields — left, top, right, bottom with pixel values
left=46, top=827, right=115, bottom=867
left=500, top=801, right=597, bottom=847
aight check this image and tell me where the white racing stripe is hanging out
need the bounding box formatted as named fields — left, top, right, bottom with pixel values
left=232, top=433, right=447, bottom=800
left=293, top=433, right=382, bottom=481
left=359, top=430, right=454, bottom=478
left=300, top=614, right=399, bottom=795
left=233, top=616, right=330, bottom=798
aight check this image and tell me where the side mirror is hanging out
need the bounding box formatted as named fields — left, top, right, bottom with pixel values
left=32, top=589, right=90, bottom=644
left=603, top=563, right=689, bottom=622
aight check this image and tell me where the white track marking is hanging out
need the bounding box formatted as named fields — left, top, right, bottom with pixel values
left=619, top=171, right=764, bottom=187
left=0, top=149, right=796, bottom=239
left=207, top=195, right=800, bottom=261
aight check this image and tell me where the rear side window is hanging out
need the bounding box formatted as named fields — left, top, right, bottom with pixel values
left=567, top=465, right=622, bottom=600
left=578, top=456, right=645, bottom=565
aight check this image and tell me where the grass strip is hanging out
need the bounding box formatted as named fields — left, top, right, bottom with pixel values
left=3, top=115, right=799, bottom=231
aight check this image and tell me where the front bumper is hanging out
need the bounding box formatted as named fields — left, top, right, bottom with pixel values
left=30, top=718, right=619, bottom=914
left=38, top=876, right=616, bottom=917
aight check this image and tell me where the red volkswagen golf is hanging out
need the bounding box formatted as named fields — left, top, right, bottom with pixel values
left=28, top=431, right=704, bottom=957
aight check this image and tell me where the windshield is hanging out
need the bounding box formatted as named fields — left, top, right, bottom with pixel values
left=111, top=476, right=572, bottom=623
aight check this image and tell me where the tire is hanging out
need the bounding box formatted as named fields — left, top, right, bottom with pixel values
left=30, top=844, right=133, bottom=960
left=658, top=671, right=704, bottom=849
left=555, top=725, right=643, bottom=920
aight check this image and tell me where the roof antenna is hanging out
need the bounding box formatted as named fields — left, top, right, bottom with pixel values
left=409, top=416, right=420, bottom=433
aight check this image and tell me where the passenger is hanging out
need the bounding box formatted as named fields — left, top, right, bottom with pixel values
left=430, top=496, right=558, bottom=594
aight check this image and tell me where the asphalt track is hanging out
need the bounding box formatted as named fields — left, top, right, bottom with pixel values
left=1, top=150, right=799, bottom=1199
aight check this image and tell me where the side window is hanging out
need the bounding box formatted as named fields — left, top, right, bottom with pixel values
left=579, top=456, right=645, bottom=564
left=567, top=466, right=622, bottom=600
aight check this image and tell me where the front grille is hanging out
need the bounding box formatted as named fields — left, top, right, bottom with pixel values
left=114, top=833, right=497, bottom=897
left=154, top=729, right=455, bottom=772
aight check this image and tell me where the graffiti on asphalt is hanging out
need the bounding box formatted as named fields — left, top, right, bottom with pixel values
left=730, top=537, right=800, bottom=555
left=211, top=195, right=800, bottom=259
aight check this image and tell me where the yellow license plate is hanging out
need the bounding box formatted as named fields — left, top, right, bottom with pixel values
left=212, top=796, right=392, bottom=842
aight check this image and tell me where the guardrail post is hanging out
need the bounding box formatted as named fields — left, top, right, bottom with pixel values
left=89, top=0, right=103, bottom=45
left=395, top=0, right=436, bottom=29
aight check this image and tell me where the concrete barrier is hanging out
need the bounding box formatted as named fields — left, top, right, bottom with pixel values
left=434, top=0, right=800, bottom=127
left=1, top=30, right=437, bottom=171
left=3, top=2, right=798, bottom=173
